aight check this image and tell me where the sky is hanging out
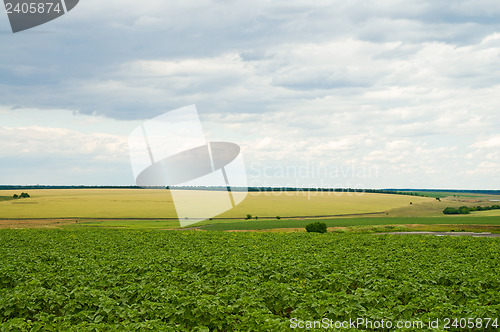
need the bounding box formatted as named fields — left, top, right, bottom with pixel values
left=1, top=0, right=499, bottom=189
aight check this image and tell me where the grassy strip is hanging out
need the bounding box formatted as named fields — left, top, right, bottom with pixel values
left=202, top=216, right=500, bottom=231
left=240, top=224, right=500, bottom=234
left=0, top=197, right=13, bottom=202
left=6, top=215, right=499, bottom=231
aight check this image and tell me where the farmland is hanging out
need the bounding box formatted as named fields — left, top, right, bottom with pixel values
left=0, top=189, right=431, bottom=220
left=0, top=189, right=175, bottom=219
left=0, top=229, right=499, bottom=331
left=1, top=189, right=499, bottom=331
left=2, top=189, right=499, bottom=233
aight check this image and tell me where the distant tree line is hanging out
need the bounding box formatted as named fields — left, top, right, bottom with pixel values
left=1, top=185, right=499, bottom=196
left=169, top=186, right=430, bottom=197
left=0, top=185, right=141, bottom=190
left=443, top=205, right=500, bottom=215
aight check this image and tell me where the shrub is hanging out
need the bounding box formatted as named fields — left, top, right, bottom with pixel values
left=443, top=207, right=459, bottom=214
left=246, top=214, right=252, bottom=220
left=305, top=222, right=327, bottom=233
left=12, top=193, right=30, bottom=199
left=276, top=216, right=281, bottom=220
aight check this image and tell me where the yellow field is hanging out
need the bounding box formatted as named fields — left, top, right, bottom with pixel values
left=0, top=189, right=174, bottom=219
left=225, top=191, right=430, bottom=218
left=0, top=189, right=431, bottom=219
left=472, top=209, right=500, bottom=217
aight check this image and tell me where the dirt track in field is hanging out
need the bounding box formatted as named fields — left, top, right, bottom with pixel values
left=0, top=219, right=81, bottom=229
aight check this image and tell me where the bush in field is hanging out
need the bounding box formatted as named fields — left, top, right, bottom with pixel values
left=305, top=222, right=327, bottom=233
left=276, top=216, right=281, bottom=220
left=12, top=193, right=30, bottom=199
left=246, top=214, right=252, bottom=220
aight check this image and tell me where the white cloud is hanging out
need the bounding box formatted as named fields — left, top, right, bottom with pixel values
left=472, top=136, right=500, bottom=148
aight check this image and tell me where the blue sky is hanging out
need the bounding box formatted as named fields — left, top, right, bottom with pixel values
left=1, top=0, right=499, bottom=189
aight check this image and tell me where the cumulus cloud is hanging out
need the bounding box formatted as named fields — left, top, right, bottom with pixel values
left=1, top=0, right=499, bottom=188
left=0, top=108, right=139, bottom=185
left=0, top=126, right=127, bottom=159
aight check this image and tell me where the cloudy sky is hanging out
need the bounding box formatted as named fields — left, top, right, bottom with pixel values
left=1, top=0, right=499, bottom=189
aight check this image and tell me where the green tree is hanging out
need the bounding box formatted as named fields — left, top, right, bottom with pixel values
left=443, top=207, right=459, bottom=214
left=458, top=206, right=471, bottom=214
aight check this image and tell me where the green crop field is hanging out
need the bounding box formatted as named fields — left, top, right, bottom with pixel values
left=0, top=229, right=498, bottom=331
left=1, top=191, right=499, bottom=331
left=0, top=189, right=432, bottom=220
